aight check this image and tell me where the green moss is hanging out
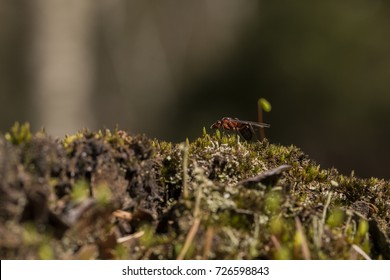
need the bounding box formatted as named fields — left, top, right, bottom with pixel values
left=355, top=219, right=369, bottom=243
left=264, top=191, right=283, bottom=215
left=94, top=182, right=112, bottom=206
left=270, top=216, right=285, bottom=236
left=63, top=132, right=84, bottom=150
left=38, top=243, right=54, bottom=260
left=5, top=122, right=32, bottom=145
left=274, top=246, right=292, bottom=260
left=71, top=180, right=90, bottom=203
left=326, top=208, right=345, bottom=228
left=0, top=125, right=389, bottom=260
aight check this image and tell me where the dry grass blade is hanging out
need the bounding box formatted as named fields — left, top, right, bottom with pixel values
left=351, top=244, right=371, bottom=260
left=202, top=227, right=214, bottom=259
left=271, top=234, right=281, bottom=251
left=177, top=185, right=203, bottom=260
left=295, top=217, right=311, bottom=260
left=177, top=218, right=201, bottom=260
left=316, top=191, right=333, bottom=248
left=112, top=210, right=133, bottom=221
left=181, top=142, right=189, bottom=200
left=117, top=231, right=145, bottom=244
left=237, top=165, right=291, bottom=187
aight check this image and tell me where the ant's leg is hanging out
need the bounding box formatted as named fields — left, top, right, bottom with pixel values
left=238, top=125, right=253, bottom=141
left=249, top=124, right=256, bottom=140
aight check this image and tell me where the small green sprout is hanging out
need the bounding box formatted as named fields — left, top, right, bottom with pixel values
left=202, top=126, right=207, bottom=136
left=5, top=122, right=32, bottom=145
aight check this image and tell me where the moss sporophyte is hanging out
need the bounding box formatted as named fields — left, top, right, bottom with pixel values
left=0, top=122, right=389, bottom=260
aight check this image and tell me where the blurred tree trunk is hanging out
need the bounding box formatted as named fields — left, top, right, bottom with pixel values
left=0, top=1, right=31, bottom=129
left=30, top=0, right=96, bottom=136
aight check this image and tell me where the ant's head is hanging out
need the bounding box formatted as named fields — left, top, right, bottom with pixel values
left=210, top=120, right=222, bottom=129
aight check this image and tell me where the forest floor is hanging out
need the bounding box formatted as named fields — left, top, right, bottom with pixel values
left=0, top=123, right=389, bottom=259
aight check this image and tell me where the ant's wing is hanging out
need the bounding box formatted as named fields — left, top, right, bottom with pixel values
left=243, top=121, right=270, bottom=128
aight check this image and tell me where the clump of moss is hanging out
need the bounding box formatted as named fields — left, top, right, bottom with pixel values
left=0, top=123, right=389, bottom=259
left=5, top=122, right=32, bottom=145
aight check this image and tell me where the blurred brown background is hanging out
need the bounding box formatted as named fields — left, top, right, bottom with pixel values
left=1, top=0, right=389, bottom=178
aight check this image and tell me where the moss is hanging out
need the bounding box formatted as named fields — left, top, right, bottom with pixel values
left=0, top=124, right=389, bottom=259
left=5, top=122, right=32, bottom=145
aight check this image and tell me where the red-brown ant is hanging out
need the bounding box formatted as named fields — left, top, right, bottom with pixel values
left=210, top=117, right=270, bottom=141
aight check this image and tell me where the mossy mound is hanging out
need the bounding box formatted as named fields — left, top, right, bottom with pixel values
left=0, top=123, right=389, bottom=259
